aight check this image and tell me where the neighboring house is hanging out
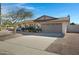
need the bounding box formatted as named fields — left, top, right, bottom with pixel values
left=16, top=15, right=70, bottom=34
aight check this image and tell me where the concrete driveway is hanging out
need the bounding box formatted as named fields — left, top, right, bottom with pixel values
left=0, top=41, right=56, bottom=55
left=0, top=31, right=58, bottom=55
left=5, top=35, right=58, bottom=50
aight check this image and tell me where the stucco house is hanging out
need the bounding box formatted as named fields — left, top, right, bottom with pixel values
left=17, top=15, right=70, bottom=34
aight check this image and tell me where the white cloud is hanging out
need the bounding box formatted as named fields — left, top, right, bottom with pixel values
left=16, top=3, right=35, bottom=10
left=1, top=3, right=35, bottom=15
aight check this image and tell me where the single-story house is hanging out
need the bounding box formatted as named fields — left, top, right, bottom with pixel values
left=16, top=15, right=70, bottom=34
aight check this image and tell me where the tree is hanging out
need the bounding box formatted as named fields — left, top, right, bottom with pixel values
left=3, top=20, right=13, bottom=27
left=70, top=22, right=76, bottom=25
left=6, top=8, right=33, bottom=33
left=8, top=8, right=33, bottom=23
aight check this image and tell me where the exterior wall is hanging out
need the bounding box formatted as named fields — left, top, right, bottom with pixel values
left=67, top=25, right=79, bottom=33
left=62, top=22, right=69, bottom=34
left=46, top=21, right=69, bottom=34
left=16, top=16, right=69, bottom=34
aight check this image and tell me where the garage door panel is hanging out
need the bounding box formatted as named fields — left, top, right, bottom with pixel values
left=42, top=23, right=62, bottom=33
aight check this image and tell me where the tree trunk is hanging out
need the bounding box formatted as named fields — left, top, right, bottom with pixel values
left=0, top=27, right=1, bottom=31
left=13, top=25, right=16, bottom=34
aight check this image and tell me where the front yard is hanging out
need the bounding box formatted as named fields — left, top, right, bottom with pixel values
left=46, top=33, right=79, bottom=55
left=0, top=30, right=79, bottom=55
left=0, top=31, right=58, bottom=55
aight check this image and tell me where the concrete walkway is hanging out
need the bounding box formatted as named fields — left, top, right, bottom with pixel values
left=0, top=32, right=58, bottom=55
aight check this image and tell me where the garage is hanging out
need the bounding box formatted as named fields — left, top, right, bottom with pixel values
left=41, top=23, right=62, bottom=33
left=17, top=15, right=69, bottom=34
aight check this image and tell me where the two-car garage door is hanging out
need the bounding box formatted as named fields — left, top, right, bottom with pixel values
left=41, top=23, right=62, bottom=33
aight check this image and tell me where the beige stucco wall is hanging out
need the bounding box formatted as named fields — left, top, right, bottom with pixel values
left=62, top=22, right=69, bottom=34
left=40, top=20, right=69, bottom=34
left=16, top=19, right=69, bottom=34
left=67, top=25, right=79, bottom=33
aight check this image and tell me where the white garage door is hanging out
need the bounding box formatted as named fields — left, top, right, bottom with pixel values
left=42, top=23, right=62, bottom=33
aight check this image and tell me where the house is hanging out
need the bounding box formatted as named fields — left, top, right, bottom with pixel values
left=16, top=15, right=70, bottom=34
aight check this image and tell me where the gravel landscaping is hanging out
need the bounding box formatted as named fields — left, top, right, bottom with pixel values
left=46, top=33, right=79, bottom=55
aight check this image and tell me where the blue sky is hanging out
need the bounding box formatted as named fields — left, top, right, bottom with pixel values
left=1, top=3, right=79, bottom=24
